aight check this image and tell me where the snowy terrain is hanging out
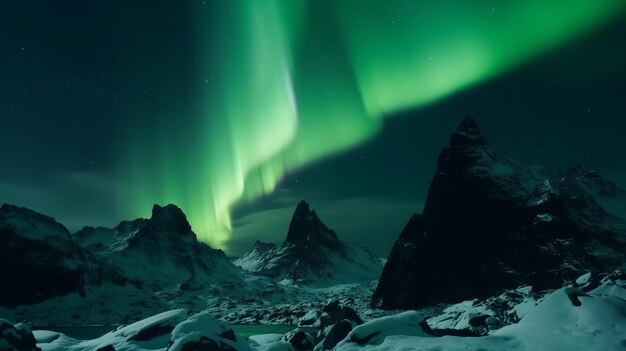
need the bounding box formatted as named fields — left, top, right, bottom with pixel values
left=0, top=202, right=385, bottom=327
left=8, top=274, right=622, bottom=351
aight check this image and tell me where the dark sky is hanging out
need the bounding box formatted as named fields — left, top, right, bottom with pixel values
left=1, top=1, right=625, bottom=257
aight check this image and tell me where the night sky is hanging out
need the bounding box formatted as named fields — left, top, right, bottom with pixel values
left=1, top=1, right=625, bottom=257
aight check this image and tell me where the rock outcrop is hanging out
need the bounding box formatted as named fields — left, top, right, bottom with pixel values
left=0, top=319, right=40, bottom=351
left=0, top=204, right=99, bottom=307
left=373, top=117, right=626, bottom=310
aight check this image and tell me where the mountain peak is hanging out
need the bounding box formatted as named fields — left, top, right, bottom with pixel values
left=373, top=117, right=626, bottom=310
left=293, top=200, right=312, bottom=219
left=148, top=204, right=192, bottom=235
left=449, top=117, right=487, bottom=147
left=284, top=201, right=341, bottom=250
left=234, top=201, right=382, bottom=285
left=0, top=203, right=71, bottom=237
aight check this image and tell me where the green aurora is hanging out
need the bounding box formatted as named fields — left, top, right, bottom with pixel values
left=118, top=0, right=626, bottom=251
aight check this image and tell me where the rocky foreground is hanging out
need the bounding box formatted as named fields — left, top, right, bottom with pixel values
left=1, top=272, right=624, bottom=351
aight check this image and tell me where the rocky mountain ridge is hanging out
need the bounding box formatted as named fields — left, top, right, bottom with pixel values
left=234, top=201, right=383, bottom=286
left=0, top=203, right=251, bottom=325
left=0, top=204, right=121, bottom=308
left=74, top=204, right=240, bottom=287
left=372, top=117, right=626, bottom=310
left=0, top=201, right=381, bottom=326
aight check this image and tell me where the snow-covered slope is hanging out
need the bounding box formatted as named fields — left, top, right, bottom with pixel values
left=234, top=201, right=383, bottom=286
left=373, top=117, right=626, bottom=310
left=75, top=204, right=243, bottom=289
left=0, top=202, right=382, bottom=326
left=334, top=277, right=626, bottom=351
left=25, top=274, right=626, bottom=351
left=0, top=204, right=258, bottom=325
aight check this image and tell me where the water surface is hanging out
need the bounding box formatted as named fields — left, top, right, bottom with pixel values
left=35, top=324, right=315, bottom=340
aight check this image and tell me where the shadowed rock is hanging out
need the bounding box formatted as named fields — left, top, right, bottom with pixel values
left=373, top=117, right=626, bottom=310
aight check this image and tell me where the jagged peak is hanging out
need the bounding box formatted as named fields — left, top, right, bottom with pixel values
left=147, top=204, right=192, bottom=235
left=449, top=117, right=487, bottom=147
left=293, top=200, right=312, bottom=219
left=284, top=201, right=342, bottom=248
left=151, top=203, right=184, bottom=216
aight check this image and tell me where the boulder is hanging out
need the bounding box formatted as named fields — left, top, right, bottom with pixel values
left=0, top=319, right=40, bottom=351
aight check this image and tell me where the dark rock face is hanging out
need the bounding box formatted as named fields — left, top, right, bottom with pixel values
left=320, top=319, right=353, bottom=350
left=373, top=117, right=626, bottom=310
left=285, top=201, right=343, bottom=251
left=275, top=201, right=347, bottom=283
left=0, top=319, right=40, bottom=351
left=282, top=329, right=315, bottom=351
left=234, top=201, right=382, bottom=286
left=314, top=299, right=362, bottom=349
left=0, top=204, right=94, bottom=307
left=319, top=299, right=363, bottom=331
left=124, top=204, right=228, bottom=274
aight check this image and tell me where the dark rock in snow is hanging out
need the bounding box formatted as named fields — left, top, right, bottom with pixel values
left=0, top=204, right=100, bottom=307
left=373, top=117, right=626, bottom=310
left=314, top=299, right=363, bottom=348
left=320, top=299, right=363, bottom=331
left=282, top=329, right=315, bottom=351
left=319, top=319, right=354, bottom=350
left=564, top=287, right=589, bottom=307
left=0, top=318, right=40, bottom=351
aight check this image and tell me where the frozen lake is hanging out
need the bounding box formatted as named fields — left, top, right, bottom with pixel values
left=35, top=324, right=315, bottom=340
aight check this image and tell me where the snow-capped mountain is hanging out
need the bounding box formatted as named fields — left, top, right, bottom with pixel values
left=373, top=117, right=626, bottom=310
left=0, top=201, right=380, bottom=326
left=0, top=203, right=251, bottom=325
left=234, top=201, right=384, bottom=286
left=74, top=204, right=242, bottom=288
left=0, top=204, right=118, bottom=308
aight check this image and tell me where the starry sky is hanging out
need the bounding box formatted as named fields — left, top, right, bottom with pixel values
left=1, top=1, right=625, bottom=257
